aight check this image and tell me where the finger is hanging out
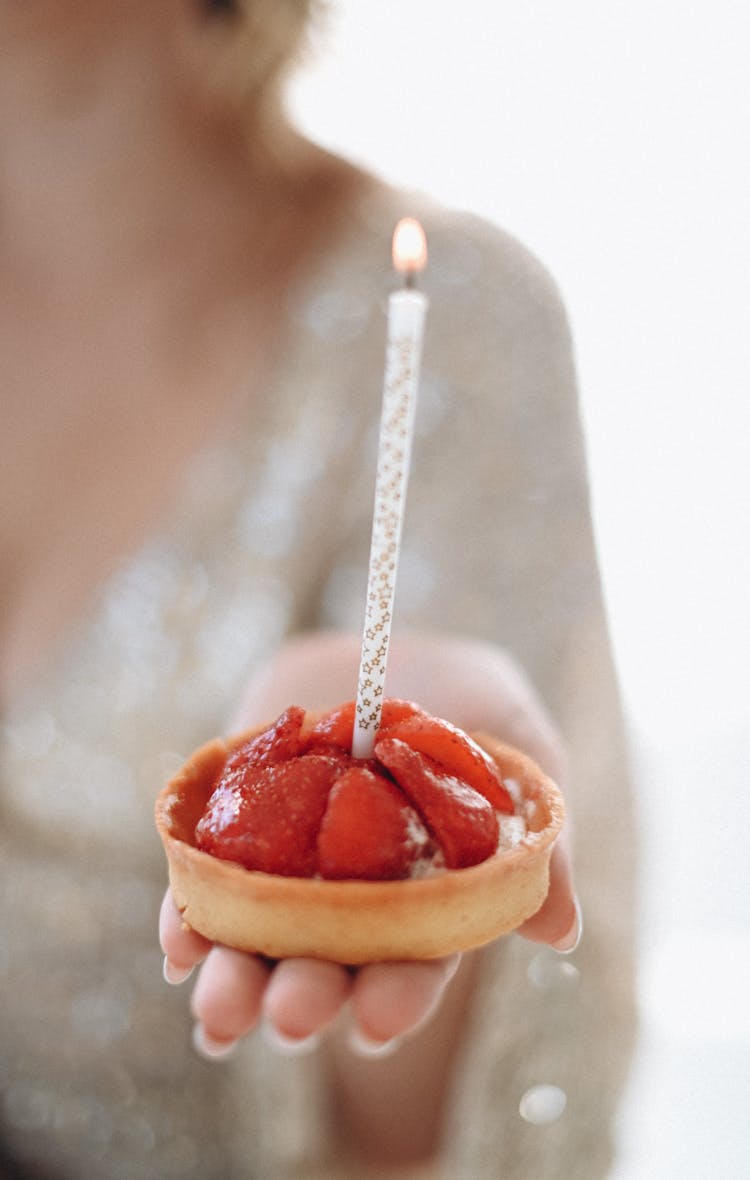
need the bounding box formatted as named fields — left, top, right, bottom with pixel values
left=516, top=835, right=581, bottom=951
left=190, top=946, right=271, bottom=1043
left=263, top=958, right=353, bottom=1041
left=351, top=954, right=461, bottom=1044
left=159, top=889, right=212, bottom=981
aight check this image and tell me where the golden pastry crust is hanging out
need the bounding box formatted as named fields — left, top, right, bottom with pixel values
left=154, top=724, right=564, bottom=964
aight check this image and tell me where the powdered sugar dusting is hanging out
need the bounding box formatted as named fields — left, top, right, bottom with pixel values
left=496, top=812, right=527, bottom=850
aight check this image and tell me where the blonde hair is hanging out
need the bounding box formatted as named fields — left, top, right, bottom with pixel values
left=201, top=0, right=321, bottom=115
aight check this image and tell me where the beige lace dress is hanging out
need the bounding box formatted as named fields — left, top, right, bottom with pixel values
left=0, top=187, right=636, bottom=1178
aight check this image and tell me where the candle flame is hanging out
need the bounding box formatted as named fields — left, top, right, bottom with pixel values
left=392, top=217, right=428, bottom=275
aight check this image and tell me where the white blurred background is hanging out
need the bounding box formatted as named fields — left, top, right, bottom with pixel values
left=286, top=3, right=750, bottom=1175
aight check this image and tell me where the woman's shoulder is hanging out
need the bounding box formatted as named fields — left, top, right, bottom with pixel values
left=322, top=181, right=575, bottom=382
left=290, top=174, right=571, bottom=358
left=285, top=175, right=578, bottom=437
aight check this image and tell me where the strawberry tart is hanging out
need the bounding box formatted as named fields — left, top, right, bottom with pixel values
left=155, top=700, right=564, bottom=963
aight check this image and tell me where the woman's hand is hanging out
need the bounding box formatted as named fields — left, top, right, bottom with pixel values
left=160, top=889, right=461, bottom=1057
left=159, top=630, right=580, bottom=1060
left=160, top=856, right=579, bottom=1061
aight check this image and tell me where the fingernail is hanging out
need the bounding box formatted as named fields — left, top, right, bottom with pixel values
left=551, top=895, right=583, bottom=955
left=348, top=1028, right=402, bottom=1058
left=261, top=1022, right=321, bottom=1057
left=163, top=957, right=194, bottom=985
left=192, top=1024, right=237, bottom=1060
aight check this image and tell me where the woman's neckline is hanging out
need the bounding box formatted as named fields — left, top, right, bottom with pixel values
left=1, top=153, right=385, bottom=707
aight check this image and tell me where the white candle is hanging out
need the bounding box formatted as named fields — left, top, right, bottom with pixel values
left=352, top=218, right=429, bottom=759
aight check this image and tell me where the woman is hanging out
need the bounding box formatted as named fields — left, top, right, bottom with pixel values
left=0, top=2, right=635, bottom=1175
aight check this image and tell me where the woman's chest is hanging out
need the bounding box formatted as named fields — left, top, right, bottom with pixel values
left=0, top=384, right=369, bottom=865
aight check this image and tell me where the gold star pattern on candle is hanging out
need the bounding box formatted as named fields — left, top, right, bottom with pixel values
left=355, top=337, right=417, bottom=739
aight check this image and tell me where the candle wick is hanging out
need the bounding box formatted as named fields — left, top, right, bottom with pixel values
left=403, top=269, right=418, bottom=291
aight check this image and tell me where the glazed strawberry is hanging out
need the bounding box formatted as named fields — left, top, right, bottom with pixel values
left=303, top=700, right=356, bottom=751
left=224, top=705, right=306, bottom=772
left=304, top=698, right=422, bottom=754
left=195, top=753, right=338, bottom=876
left=375, top=737, right=499, bottom=869
left=193, top=701, right=511, bottom=880
left=317, top=765, right=431, bottom=880
left=383, top=713, right=513, bottom=813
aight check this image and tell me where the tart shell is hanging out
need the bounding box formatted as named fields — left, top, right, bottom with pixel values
left=154, top=724, right=565, bottom=964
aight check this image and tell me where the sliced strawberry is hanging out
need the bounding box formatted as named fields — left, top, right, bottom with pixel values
left=317, top=765, right=431, bottom=880
left=379, top=698, right=430, bottom=731
left=225, top=705, right=306, bottom=772
left=304, top=700, right=356, bottom=751
left=301, top=747, right=360, bottom=775
left=195, top=753, right=337, bottom=876
left=305, top=698, right=423, bottom=754
left=375, top=738, right=499, bottom=869
left=383, top=713, right=513, bottom=813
